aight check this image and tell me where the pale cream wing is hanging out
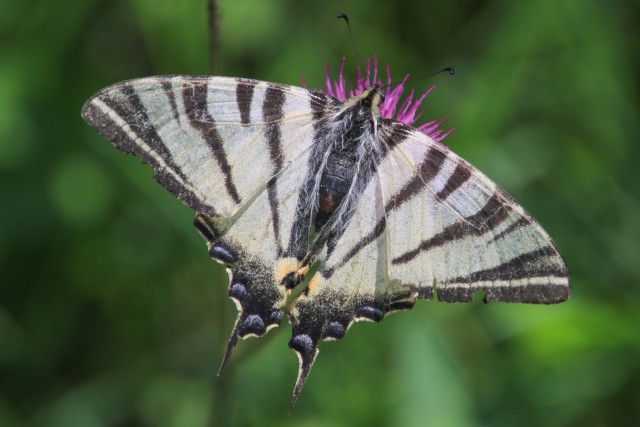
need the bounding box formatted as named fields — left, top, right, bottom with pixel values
left=82, top=76, right=328, bottom=218
left=379, top=123, right=570, bottom=303
left=82, top=76, right=339, bottom=374
left=194, top=140, right=321, bottom=374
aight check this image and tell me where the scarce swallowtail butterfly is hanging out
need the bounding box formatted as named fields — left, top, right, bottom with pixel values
left=82, top=67, right=570, bottom=405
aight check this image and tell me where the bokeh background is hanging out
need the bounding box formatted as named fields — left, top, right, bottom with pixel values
left=1, top=0, right=639, bottom=426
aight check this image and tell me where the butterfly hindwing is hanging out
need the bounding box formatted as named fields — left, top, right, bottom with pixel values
left=194, top=139, right=326, bottom=372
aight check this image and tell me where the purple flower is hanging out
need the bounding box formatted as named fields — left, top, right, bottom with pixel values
left=303, top=56, right=453, bottom=142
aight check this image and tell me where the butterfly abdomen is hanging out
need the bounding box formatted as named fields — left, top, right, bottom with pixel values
left=315, top=148, right=358, bottom=229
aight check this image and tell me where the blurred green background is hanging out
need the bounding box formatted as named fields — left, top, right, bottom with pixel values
left=1, top=0, right=639, bottom=426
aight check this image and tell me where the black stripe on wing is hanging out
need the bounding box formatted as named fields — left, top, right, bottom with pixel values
left=182, top=82, right=242, bottom=205
left=235, top=80, right=255, bottom=126
left=81, top=83, right=219, bottom=217
left=385, top=146, right=447, bottom=211
left=487, top=217, right=531, bottom=243
left=446, top=246, right=568, bottom=284
left=436, top=163, right=472, bottom=200
left=437, top=246, right=570, bottom=303
left=321, top=216, right=387, bottom=279
left=263, top=85, right=287, bottom=255
left=161, top=80, right=181, bottom=125
left=392, top=192, right=510, bottom=265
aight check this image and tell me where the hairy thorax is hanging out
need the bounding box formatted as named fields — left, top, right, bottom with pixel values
left=312, top=89, right=382, bottom=232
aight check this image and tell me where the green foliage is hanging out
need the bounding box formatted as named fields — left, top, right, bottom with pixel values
left=1, top=0, right=639, bottom=425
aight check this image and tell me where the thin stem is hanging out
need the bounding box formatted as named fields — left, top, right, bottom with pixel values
left=207, top=2, right=230, bottom=425
left=208, top=0, right=222, bottom=75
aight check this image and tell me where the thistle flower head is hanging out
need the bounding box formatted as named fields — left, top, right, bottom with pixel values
left=305, top=56, right=453, bottom=142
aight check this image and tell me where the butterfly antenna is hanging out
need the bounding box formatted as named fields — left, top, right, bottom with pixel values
left=380, top=66, right=455, bottom=93
left=217, top=326, right=239, bottom=376
left=405, top=66, right=455, bottom=85
left=440, top=66, right=455, bottom=76
left=337, top=13, right=370, bottom=81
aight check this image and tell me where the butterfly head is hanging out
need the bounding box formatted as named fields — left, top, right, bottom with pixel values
left=342, top=87, right=384, bottom=118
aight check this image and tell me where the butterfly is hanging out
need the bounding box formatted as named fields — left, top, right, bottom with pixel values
left=82, top=73, right=570, bottom=406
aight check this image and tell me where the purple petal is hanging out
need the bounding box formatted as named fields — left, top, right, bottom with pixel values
left=316, top=56, right=453, bottom=141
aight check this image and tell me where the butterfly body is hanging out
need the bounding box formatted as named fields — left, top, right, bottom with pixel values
left=314, top=126, right=360, bottom=229
left=82, top=76, right=569, bottom=405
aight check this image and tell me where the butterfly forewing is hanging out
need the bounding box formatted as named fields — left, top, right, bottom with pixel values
left=82, top=76, right=327, bottom=218
left=379, top=124, right=570, bottom=303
